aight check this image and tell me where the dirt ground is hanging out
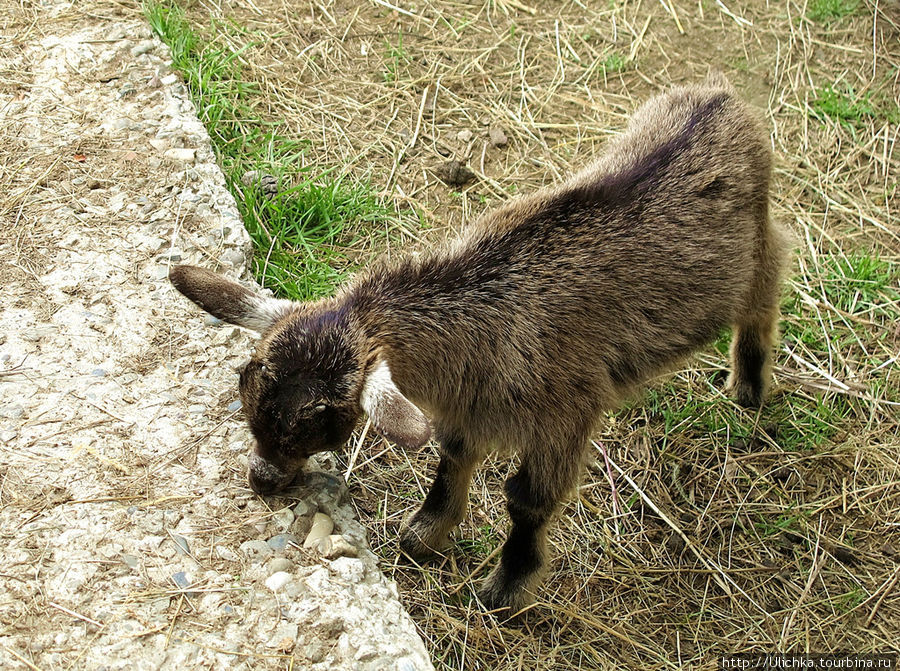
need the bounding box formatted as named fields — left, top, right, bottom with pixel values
left=3, top=0, right=899, bottom=670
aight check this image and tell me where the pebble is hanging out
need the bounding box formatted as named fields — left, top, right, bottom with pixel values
left=121, top=554, right=139, bottom=570
left=157, top=248, right=183, bottom=263
left=148, top=138, right=169, bottom=152
left=304, top=471, right=349, bottom=505
left=292, top=500, right=316, bottom=518
left=163, top=148, right=196, bottom=163
left=456, top=129, right=473, bottom=142
left=0, top=430, right=18, bottom=443
left=272, top=508, right=294, bottom=532
left=226, top=399, right=242, bottom=412
left=205, top=315, right=224, bottom=327
left=171, top=534, right=191, bottom=555
left=131, top=41, right=156, bottom=57
left=328, top=557, right=365, bottom=584
left=267, top=533, right=298, bottom=552
left=220, top=249, right=245, bottom=268
left=91, top=368, right=107, bottom=377
left=171, top=571, right=191, bottom=589
left=265, top=571, right=292, bottom=592
left=239, top=539, right=273, bottom=562
left=433, top=160, right=475, bottom=187
left=215, top=545, right=239, bottom=562
left=267, top=557, right=293, bottom=574
left=489, top=125, right=508, bottom=147
left=322, top=535, right=358, bottom=560
left=303, top=513, right=334, bottom=550
left=241, top=171, right=279, bottom=199
left=0, top=405, right=24, bottom=420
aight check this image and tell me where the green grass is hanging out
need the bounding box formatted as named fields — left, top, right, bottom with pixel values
left=144, top=1, right=393, bottom=300
left=383, top=30, right=410, bottom=84
left=822, top=254, right=899, bottom=315
left=807, top=0, right=858, bottom=23
left=811, top=84, right=900, bottom=128
left=602, top=51, right=627, bottom=74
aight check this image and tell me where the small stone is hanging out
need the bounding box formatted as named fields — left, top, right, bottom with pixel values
left=267, top=533, right=298, bottom=552
left=832, top=545, right=858, bottom=565
left=456, top=129, right=474, bottom=142
left=304, top=472, right=349, bottom=505
left=121, top=554, right=139, bottom=570
left=91, top=368, right=107, bottom=377
left=215, top=545, right=239, bottom=562
left=265, top=571, right=292, bottom=592
left=220, top=249, right=245, bottom=268
left=328, top=557, right=365, bottom=583
left=171, top=571, right=191, bottom=589
left=303, top=513, right=334, bottom=550
left=131, top=41, right=156, bottom=57
left=0, top=430, right=18, bottom=443
left=239, top=539, right=272, bottom=562
left=292, top=500, right=316, bottom=518
left=433, top=160, right=475, bottom=187
left=489, top=125, right=508, bottom=147
left=241, top=171, right=279, bottom=199
left=171, top=534, right=190, bottom=555
left=323, top=535, right=358, bottom=559
left=226, top=399, right=242, bottom=412
left=880, top=543, right=898, bottom=558
left=267, top=557, right=293, bottom=574
left=148, top=138, right=168, bottom=152
left=118, top=83, right=136, bottom=99
left=304, top=641, right=326, bottom=663
left=157, top=248, right=183, bottom=263
left=272, top=508, right=295, bottom=532
left=163, top=148, right=196, bottom=163
left=0, top=405, right=24, bottom=419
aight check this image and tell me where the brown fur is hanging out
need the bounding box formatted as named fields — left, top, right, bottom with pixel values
left=170, top=75, right=790, bottom=613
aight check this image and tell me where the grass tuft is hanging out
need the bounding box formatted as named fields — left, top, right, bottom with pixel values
left=144, top=1, right=395, bottom=300
left=806, top=0, right=859, bottom=23
left=811, top=84, right=900, bottom=128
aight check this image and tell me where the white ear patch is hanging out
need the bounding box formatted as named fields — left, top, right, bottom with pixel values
left=360, top=360, right=431, bottom=449
left=240, top=293, right=295, bottom=332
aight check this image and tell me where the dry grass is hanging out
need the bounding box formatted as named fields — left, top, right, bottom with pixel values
left=173, top=0, right=898, bottom=667
left=12, top=0, right=897, bottom=667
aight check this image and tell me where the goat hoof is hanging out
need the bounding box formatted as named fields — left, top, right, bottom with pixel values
left=398, top=526, right=445, bottom=562
left=477, top=569, right=534, bottom=615
left=726, top=376, right=764, bottom=409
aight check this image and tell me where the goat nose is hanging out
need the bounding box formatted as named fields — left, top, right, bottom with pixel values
left=247, top=453, right=287, bottom=495
left=248, top=469, right=277, bottom=495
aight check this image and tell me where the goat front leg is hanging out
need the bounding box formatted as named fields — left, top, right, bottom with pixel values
left=400, top=432, right=479, bottom=560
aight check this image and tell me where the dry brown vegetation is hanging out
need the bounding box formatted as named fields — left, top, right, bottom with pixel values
left=155, top=0, right=900, bottom=668
left=8, top=0, right=900, bottom=668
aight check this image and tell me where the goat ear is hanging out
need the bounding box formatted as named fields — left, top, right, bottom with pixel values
left=169, top=265, right=293, bottom=332
left=360, top=360, right=431, bottom=449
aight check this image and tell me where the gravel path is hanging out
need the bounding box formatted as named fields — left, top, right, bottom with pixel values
left=0, top=6, right=432, bottom=670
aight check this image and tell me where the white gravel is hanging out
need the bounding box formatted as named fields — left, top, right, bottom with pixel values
left=0, top=6, right=432, bottom=670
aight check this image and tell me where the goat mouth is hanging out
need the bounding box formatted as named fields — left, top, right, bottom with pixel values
left=247, top=454, right=305, bottom=495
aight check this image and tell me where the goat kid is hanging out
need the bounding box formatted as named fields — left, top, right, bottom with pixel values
left=170, top=74, right=789, bottom=612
